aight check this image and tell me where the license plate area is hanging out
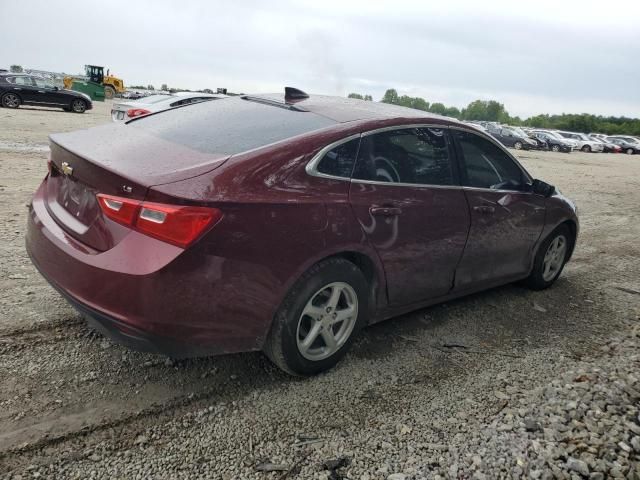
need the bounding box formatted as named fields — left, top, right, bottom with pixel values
left=56, top=174, right=97, bottom=222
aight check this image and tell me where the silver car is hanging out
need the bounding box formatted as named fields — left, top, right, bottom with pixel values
left=111, top=92, right=227, bottom=122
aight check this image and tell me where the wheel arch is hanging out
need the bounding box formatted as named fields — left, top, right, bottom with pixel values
left=1, top=91, right=22, bottom=104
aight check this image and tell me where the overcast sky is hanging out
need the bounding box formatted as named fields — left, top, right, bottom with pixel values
left=2, top=0, right=638, bottom=118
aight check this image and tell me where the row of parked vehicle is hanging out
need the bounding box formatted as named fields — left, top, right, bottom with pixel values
left=465, top=121, right=640, bottom=155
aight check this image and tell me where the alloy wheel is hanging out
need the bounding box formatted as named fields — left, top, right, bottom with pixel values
left=627, top=148, right=634, bottom=155
left=514, top=141, right=522, bottom=150
left=552, top=145, right=560, bottom=152
left=2, top=93, right=20, bottom=108
left=72, top=100, right=86, bottom=113
left=296, top=282, right=358, bottom=361
left=542, top=235, right=567, bottom=282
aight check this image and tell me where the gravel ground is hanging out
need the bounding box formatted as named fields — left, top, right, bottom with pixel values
left=0, top=101, right=639, bottom=479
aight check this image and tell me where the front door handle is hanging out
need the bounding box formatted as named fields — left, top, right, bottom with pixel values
left=473, top=205, right=495, bottom=214
left=37, top=90, right=45, bottom=93
left=370, top=206, right=403, bottom=216
left=13, top=87, right=22, bottom=91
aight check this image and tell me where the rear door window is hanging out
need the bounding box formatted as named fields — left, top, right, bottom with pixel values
left=316, top=138, right=360, bottom=178
left=453, top=130, right=526, bottom=191
left=353, top=127, right=454, bottom=186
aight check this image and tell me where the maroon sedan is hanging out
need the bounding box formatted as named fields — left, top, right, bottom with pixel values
left=26, top=88, right=578, bottom=375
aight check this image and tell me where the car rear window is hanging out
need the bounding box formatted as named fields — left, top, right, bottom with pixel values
left=128, top=97, right=337, bottom=155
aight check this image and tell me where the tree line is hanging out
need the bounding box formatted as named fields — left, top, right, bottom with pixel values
left=348, top=88, right=640, bottom=136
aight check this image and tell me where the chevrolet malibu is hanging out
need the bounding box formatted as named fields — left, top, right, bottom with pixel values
left=26, top=88, right=579, bottom=375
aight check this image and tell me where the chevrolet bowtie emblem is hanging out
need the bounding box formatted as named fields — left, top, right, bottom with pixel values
left=61, top=162, right=73, bottom=176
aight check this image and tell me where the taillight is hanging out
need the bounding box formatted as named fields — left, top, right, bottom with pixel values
left=126, top=108, right=151, bottom=118
left=96, top=194, right=222, bottom=248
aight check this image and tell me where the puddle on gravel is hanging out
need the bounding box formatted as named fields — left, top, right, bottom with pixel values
left=0, top=141, right=49, bottom=153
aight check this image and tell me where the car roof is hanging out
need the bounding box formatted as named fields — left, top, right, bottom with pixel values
left=172, top=91, right=228, bottom=98
left=247, top=92, right=457, bottom=124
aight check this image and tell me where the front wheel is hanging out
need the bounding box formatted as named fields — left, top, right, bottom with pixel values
left=626, top=148, right=635, bottom=155
left=1, top=93, right=21, bottom=108
left=104, top=86, right=116, bottom=99
left=581, top=145, right=591, bottom=153
left=71, top=99, right=87, bottom=113
left=264, top=258, right=368, bottom=376
left=525, top=225, right=572, bottom=290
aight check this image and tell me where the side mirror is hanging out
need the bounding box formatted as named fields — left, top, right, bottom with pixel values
left=531, top=179, right=555, bottom=197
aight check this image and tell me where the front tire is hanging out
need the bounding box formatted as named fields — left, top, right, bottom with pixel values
left=581, top=145, right=591, bottom=153
left=264, top=258, right=368, bottom=376
left=104, top=86, right=116, bottom=99
left=626, top=148, right=634, bottom=155
left=71, top=99, right=87, bottom=113
left=525, top=225, right=572, bottom=290
left=1, top=92, right=21, bottom=108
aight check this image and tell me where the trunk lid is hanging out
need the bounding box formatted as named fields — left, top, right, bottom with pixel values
left=46, top=123, right=229, bottom=251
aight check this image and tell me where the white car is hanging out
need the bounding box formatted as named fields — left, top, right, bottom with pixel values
left=111, top=92, right=227, bottom=122
left=555, top=131, right=604, bottom=153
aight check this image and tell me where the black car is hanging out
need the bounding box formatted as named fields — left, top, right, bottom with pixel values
left=0, top=74, right=93, bottom=113
left=530, top=131, right=573, bottom=153
left=485, top=124, right=538, bottom=150
left=607, top=137, right=640, bottom=155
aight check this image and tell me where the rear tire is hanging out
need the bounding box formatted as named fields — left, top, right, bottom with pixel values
left=1, top=92, right=21, bottom=108
left=104, top=86, right=116, bottom=99
left=525, top=225, right=572, bottom=290
left=551, top=144, right=560, bottom=152
left=514, top=141, right=523, bottom=150
left=626, top=148, right=634, bottom=155
left=71, top=99, right=87, bottom=113
left=264, top=258, right=368, bottom=376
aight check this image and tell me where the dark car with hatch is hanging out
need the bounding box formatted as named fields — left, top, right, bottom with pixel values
left=484, top=124, right=539, bottom=150
left=606, top=136, right=640, bottom=155
left=529, top=130, right=573, bottom=153
left=26, top=88, right=579, bottom=375
left=0, top=73, right=92, bottom=113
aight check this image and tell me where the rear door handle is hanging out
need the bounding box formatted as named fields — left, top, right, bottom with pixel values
left=370, top=206, right=403, bottom=216
left=473, top=205, right=495, bottom=214
left=37, top=90, right=45, bottom=93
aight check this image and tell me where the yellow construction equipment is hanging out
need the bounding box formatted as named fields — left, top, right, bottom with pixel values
left=63, top=65, right=125, bottom=100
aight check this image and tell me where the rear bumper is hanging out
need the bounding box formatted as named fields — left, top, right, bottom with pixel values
left=26, top=179, right=270, bottom=357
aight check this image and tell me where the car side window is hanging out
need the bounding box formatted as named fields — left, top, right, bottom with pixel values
left=33, top=78, right=55, bottom=89
left=10, top=76, right=33, bottom=86
left=316, top=138, right=360, bottom=178
left=454, top=130, right=525, bottom=191
left=352, top=128, right=454, bottom=185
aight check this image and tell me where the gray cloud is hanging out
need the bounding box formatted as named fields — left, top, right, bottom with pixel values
left=1, top=0, right=638, bottom=117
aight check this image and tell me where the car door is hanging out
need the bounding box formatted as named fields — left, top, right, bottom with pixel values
left=7, top=75, right=38, bottom=103
left=32, top=77, right=64, bottom=105
left=451, top=129, right=546, bottom=290
left=349, top=126, right=470, bottom=306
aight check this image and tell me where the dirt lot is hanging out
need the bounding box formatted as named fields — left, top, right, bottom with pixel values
left=0, top=102, right=638, bottom=479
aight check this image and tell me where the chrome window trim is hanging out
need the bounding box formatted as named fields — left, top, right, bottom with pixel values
left=361, top=123, right=447, bottom=136
left=449, top=124, right=533, bottom=188
left=304, top=123, right=452, bottom=184
left=305, top=133, right=362, bottom=182
left=350, top=178, right=463, bottom=190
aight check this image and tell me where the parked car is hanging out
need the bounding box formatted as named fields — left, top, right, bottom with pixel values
left=555, top=131, right=604, bottom=153
left=485, top=124, right=539, bottom=150
left=26, top=89, right=579, bottom=375
left=588, top=135, right=621, bottom=153
left=110, top=92, right=227, bottom=122
left=606, top=137, right=640, bottom=155
left=0, top=73, right=92, bottom=113
left=529, top=130, right=574, bottom=153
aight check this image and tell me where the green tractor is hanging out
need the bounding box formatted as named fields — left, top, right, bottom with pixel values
left=63, top=65, right=125, bottom=101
